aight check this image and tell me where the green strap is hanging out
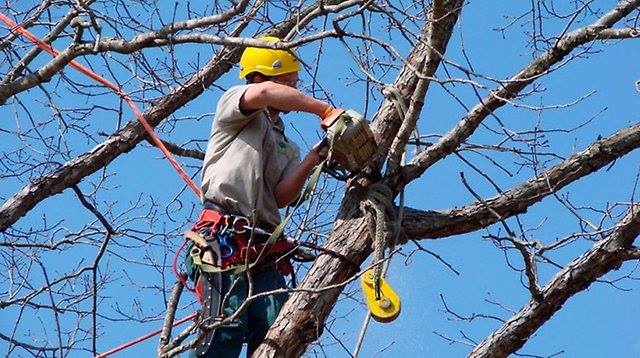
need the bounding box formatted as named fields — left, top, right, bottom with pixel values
left=247, top=158, right=326, bottom=272
left=246, top=114, right=350, bottom=271
left=326, top=114, right=348, bottom=164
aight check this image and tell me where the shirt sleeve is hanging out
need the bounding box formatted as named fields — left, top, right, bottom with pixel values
left=288, top=140, right=301, bottom=165
left=214, top=85, right=262, bottom=131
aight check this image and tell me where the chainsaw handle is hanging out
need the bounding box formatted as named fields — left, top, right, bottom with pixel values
left=320, top=107, right=345, bottom=130
left=312, top=137, right=330, bottom=157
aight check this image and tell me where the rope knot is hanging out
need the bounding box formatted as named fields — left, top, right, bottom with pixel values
left=359, top=183, right=397, bottom=298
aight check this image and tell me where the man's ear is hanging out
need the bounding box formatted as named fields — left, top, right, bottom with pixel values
left=252, top=74, right=266, bottom=83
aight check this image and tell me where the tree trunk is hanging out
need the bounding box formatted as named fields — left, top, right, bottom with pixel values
left=253, top=191, right=372, bottom=356
left=253, top=1, right=465, bottom=355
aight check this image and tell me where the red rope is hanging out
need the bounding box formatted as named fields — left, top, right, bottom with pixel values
left=173, top=238, right=196, bottom=292
left=0, top=12, right=202, bottom=355
left=0, top=12, right=202, bottom=198
left=94, top=312, right=197, bottom=358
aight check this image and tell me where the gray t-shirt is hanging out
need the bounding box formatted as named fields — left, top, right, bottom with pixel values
left=201, top=85, right=301, bottom=227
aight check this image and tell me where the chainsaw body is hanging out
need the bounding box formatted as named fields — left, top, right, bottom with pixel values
left=322, top=110, right=377, bottom=174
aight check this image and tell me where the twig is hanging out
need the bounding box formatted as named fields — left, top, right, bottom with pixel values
left=459, top=172, right=542, bottom=301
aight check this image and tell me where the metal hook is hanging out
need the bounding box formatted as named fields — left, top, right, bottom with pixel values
left=217, top=230, right=234, bottom=259
left=233, top=216, right=250, bottom=234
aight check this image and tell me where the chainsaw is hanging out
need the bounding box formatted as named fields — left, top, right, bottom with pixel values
left=321, top=109, right=378, bottom=180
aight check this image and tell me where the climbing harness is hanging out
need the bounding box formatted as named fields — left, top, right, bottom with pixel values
left=182, top=207, right=304, bottom=356
left=321, top=109, right=378, bottom=180
left=185, top=209, right=300, bottom=279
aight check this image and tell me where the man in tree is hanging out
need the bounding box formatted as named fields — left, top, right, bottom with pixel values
left=186, top=36, right=342, bottom=358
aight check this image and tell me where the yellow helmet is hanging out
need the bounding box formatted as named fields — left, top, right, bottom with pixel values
left=239, top=36, right=300, bottom=79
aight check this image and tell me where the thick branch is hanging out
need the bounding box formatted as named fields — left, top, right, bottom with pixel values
left=597, top=27, right=640, bottom=38
left=0, top=47, right=236, bottom=232
left=1, top=1, right=94, bottom=84
left=401, top=122, right=640, bottom=240
left=469, top=204, right=640, bottom=357
left=0, top=1, right=248, bottom=104
left=0, top=1, right=357, bottom=104
left=624, top=246, right=640, bottom=259
left=370, top=0, right=464, bottom=168
left=147, top=138, right=205, bottom=160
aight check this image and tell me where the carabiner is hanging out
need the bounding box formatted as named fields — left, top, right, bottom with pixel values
left=217, top=230, right=234, bottom=258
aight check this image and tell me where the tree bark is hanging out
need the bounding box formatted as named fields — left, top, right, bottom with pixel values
left=254, top=199, right=371, bottom=356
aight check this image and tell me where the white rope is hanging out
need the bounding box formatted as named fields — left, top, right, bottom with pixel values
left=353, top=83, right=409, bottom=356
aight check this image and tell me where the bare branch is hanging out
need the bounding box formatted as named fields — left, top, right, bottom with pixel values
left=459, top=172, right=542, bottom=300
left=401, top=122, right=640, bottom=240
left=158, top=278, right=186, bottom=356
left=392, top=0, right=640, bottom=190
left=0, top=1, right=343, bottom=232
left=469, top=203, right=640, bottom=357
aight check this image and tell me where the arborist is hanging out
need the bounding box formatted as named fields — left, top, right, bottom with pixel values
left=184, top=36, right=349, bottom=358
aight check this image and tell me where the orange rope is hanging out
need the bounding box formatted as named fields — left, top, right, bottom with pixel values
left=0, top=12, right=202, bottom=197
left=94, top=312, right=197, bottom=358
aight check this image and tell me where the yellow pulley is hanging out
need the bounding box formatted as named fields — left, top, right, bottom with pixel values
left=360, top=268, right=401, bottom=323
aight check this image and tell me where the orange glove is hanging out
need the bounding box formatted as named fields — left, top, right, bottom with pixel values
left=320, top=107, right=345, bottom=130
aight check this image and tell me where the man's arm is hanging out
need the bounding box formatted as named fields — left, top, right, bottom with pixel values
left=274, top=141, right=327, bottom=208
left=239, top=81, right=329, bottom=117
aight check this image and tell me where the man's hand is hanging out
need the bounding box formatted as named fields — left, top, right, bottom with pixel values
left=306, top=138, right=329, bottom=166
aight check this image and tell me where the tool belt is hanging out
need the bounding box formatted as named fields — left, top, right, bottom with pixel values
left=186, top=207, right=301, bottom=357
left=185, top=208, right=297, bottom=286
